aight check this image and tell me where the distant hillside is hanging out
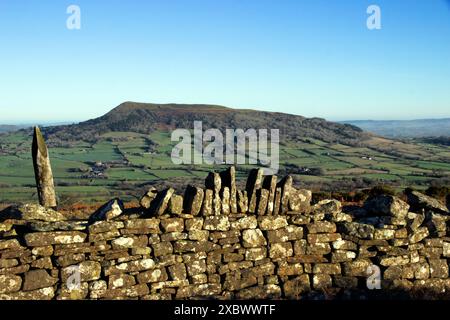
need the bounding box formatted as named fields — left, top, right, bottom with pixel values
left=342, top=119, right=450, bottom=138
left=42, top=102, right=371, bottom=146
left=0, top=125, right=28, bottom=134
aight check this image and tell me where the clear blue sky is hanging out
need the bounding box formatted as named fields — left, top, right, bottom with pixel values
left=1, top=0, right=449, bottom=123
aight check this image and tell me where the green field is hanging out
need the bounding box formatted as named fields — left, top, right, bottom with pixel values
left=0, top=130, right=449, bottom=205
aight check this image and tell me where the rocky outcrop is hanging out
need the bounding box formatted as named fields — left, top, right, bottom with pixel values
left=1, top=167, right=450, bottom=300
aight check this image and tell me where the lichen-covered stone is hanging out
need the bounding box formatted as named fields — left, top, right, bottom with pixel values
left=1, top=203, right=66, bottom=222
left=288, top=188, right=311, bottom=213
left=364, top=195, right=410, bottom=218
left=184, top=185, right=204, bottom=216
left=407, top=190, right=449, bottom=214
left=258, top=216, right=288, bottom=230
left=61, top=261, right=102, bottom=282
left=169, top=194, right=184, bottom=215
left=24, top=231, right=87, bottom=246
left=242, top=229, right=267, bottom=248
left=140, top=187, right=158, bottom=209
left=89, top=198, right=124, bottom=222
left=152, top=188, right=175, bottom=216
left=269, top=242, right=293, bottom=259
left=23, top=269, right=58, bottom=291
left=203, top=216, right=230, bottom=231
left=161, top=218, right=184, bottom=233
left=0, top=274, right=22, bottom=293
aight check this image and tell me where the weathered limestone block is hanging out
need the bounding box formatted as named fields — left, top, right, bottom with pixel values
left=97, top=284, right=150, bottom=299
left=277, top=261, right=303, bottom=276
left=203, top=216, right=230, bottom=231
left=140, top=187, right=158, bottom=209
left=313, top=274, right=332, bottom=290
left=332, top=239, right=357, bottom=251
left=364, top=195, right=410, bottom=218
left=151, top=188, right=175, bottom=216
left=1, top=204, right=66, bottom=222
left=205, top=172, right=221, bottom=194
left=161, top=218, right=184, bottom=233
left=331, top=250, right=357, bottom=263
left=409, top=227, right=429, bottom=244
left=256, top=189, right=269, bottom=216
left=231, top=216, right=257, bottom=230
left=333, top=275, right=358, bottom=289
left=56, top=254, right=85, bottom=267
left=0, top=239, right=21, bottom=250
left=152, top=242, right=174, bottom=257
left=112, top=236, right=148, bottom=249
left=337, top=222, right=374, bottom=240
left=61, top=261, right=102, bottom=282
left=429, top=259, right=449, bottom=278
left=307, top=221, right=336, bottom=234
left=32, top=126, right=57, bottom=208
left=312, top=199, right=342, bottom=217
left=258, top=216, right=288, bottom=230
left=283, top=274, right=310, bottom=298
left=272, top=187, right=282, bottom=215
left=407, top=190, right=449, bottom=214
left=245, top=247, right=267, bottom=261
left=0, top=274, right=22, bottom=294
left=31, top=257, right=53, bottom=269
left=288, top=189, right=312, bottom=213
left=237, top=190, right=248, bottom=213
left=342, top=259, right=372, bottom=277
left=176, top=283, right=222, bottom=298
left=307, top=233, right=341, bottom=243
left=235, top=284, right=281, bottom=299
left=88, top=220, right=124, bottom=234
left=104, top=259, right=156, bottom=276
left=221, top=187, right=231, bottom=215
left=24, top=231, right=87, bottom=246
left=220, top=166, right=238, bottom=214
left=246, top=168, right=264, bottom=214
left=23, top=269, right=58, bottom=291
left=0, top=287, right=55, bottom=300
left=56, top=282, right=89, bottom=300
left=378, top=255, right=410, bottom=267
left=313, top=263, right=341, bottom=275
left=137, top=268, right=168, bottom=283
left=242, top=229, right=267, bottom=248
left=186, top=259, right=207, bottom=276
left=89, top=198, right=124, bottom=222
left=169, top=194, right=183, bottom=215
left=262, top=175, right=277, bottom=215
left=168, top=264, right=187, bottom=281
left=269, top=242, right=293, bottom=259
left=374, top=229, right=396, bottom=240
left=201, top=189, right=213, bottom=216
left=277, top=175, right=293, bottom=214
left=0, top=259, right=18, bottom=268
left=183, top=186, right=204, bottom=216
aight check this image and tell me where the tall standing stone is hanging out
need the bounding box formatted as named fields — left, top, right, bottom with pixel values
left=184, top=186, right=204, bottom=216
left=237, top=190, right=248, bottom=213
left=263, top=175, right=277, bottom=215
left=220, top=166, right=238, bottom=214
left=201, top=189, right=214, bottom=216
left=273, top=187, right=282, bottom=215
left=205, top=172, right=222, bottom=215
left=246, top=168, right=264, bottom=214
left=221, top=187, right=230, bottom=215
left=277, top=176, right=293, bottom=214
left=32, top=126, right=57, bottom=208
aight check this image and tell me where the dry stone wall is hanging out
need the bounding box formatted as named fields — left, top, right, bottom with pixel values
left=1, top=167, right=450, bottom=300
